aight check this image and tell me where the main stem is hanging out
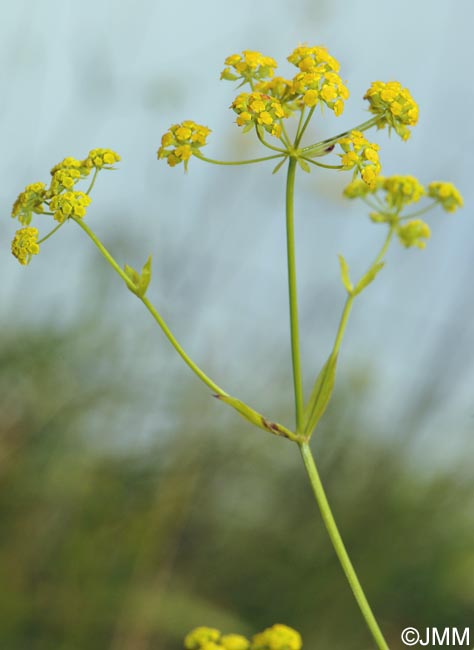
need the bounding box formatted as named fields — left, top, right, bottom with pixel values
left=284, top=160, right=389, bottom=650
left=285, top=157, right=305, bottom=432
left=299, top=442, right=389, bottom=650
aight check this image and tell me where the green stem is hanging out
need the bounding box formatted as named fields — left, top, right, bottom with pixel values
left=85, top=168, right=100, bottom=195
left=285, top=157, right=305, bottom=432
left=399, top=202, right=436, bottom=220
left=295, top=107, right=315, bottom=147
left=72, top=217, right=227, bottom=397
left=37, top=221, right=65, bottom=245
left=195, top=153, right=285, bottom=166
left=301, top=115, right=383, bottom=158
left=302, top=157, right=344, bottom=171
left=299, top=442, right=389, bottom=650
left=255, top=127, right=288, bottom=153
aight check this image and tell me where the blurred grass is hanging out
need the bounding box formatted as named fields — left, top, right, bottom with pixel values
left=0, top=319, right=472, bottom=650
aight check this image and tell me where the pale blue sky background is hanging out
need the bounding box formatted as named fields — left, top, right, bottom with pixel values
left=1, top=0, right=473, bottom=464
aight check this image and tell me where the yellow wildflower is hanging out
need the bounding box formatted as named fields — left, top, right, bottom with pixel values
left=251, top=624, right=302, bottom=650
left=221, top=634, right=250, bottom=650
left=184, top=627, right=221, bottom=649
left=221, top=50, right=277, bottom=83
left=397, top=219, right=431, bottom=248
left=427, top=181, right=463, bottom=212
left=287, top=45, right=340, bottom=73
left=383, top=175, right=425, bottom=210
left=292, top=69, right=349, bottom=115
left=50, top=191, right=92, bottom=223
left=11, top=182, right=47, bottom=225
left=231, top=92, right=286, bottom=138
left=157, top=121, right=211, bottom=169
left=364, top=81, right=418, bottom=140
left=338, top=131, right=381, bottom=187
left=84, top=148, right=121, bottom=170
left=11, top=226, right=40, bottom=265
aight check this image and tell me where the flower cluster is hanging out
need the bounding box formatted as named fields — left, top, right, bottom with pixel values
left=11, top=226, right=40, bottom=265
left=364, top=81, right=418, bottom=140
left=50, top=191, right=92, bottom=223
left=287, top=45, right=340, bottom=73
left=184, top=625, right=301, bottom=650
left=221, top=51, right=277, bottom=84
left=10, top=148, right=120, bottom=265
left=382, top=175, right=425, bottom=210
left=343, top=175, right=463, bottom=249
left=397, top=219, right=431, bottom=249
left=84, top=148, right=121, bottom=170
left=12, top=182, right=48, bottom=225
left=157, top=121, right=212, bottom=169
left=231, top=92, right=286, bottom=138
left=338, top=130, right=381, bottom=187
left=288, top=45, right=349, bottom=115
left=291, top=69, right=349, bottom=115
left=427, top=181, right=463, bottom=212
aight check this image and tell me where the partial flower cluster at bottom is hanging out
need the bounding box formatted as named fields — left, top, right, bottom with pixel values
left=184, top=624, right=302, bottom=650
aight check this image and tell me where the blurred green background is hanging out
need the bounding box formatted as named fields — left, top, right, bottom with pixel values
left=1, top=1, right=473, bottom=649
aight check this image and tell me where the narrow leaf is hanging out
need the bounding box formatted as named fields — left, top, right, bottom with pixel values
left=338, top=254, right=353, bottom=294
left=214, top=394, right=302, bottom=442
left=354, top=261, right=385, bottom=296
left=137, top=255, right=152, bottom=297
left=272, top=157, right=288, bottom=175
left=303, top=353, right=338, bottom=437
left=298, top=158, right=311, bottom=174
left=124, top=264, right=140, bottom=293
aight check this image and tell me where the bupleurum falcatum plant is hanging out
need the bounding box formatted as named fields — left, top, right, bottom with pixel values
left=9, top=46, right=463, bottom=649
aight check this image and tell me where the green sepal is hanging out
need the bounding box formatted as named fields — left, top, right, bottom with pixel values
left=242, top=122, right=254, bottom=134
left=297, top=158, right=311, bottom=173
left=338, top=254, right=353, bottom=294
left=214, top=394, right=305, bottom=443
left=302, top=353, right=338, bottom=437
left=354, top=261, right=384, bottom=296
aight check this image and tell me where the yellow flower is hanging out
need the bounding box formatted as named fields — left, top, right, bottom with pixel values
left=11, top=182, right=47, bottom=225
left=221, top=51, right=277, bottom=83
left=50, top=156, right=90, bottom=178
left=157, top=121, right=211, bottom=170
left=84, top=148, right=121, bottom=170
left=11, top=226, right=40, bottom=265
left=428, top=181, right=463, bottom=212
left=231, top=92, right=286, bottom=138
left=221, top=634, right=250, bottom=650
left=49, top=191, right=92, bottom=223
left=288, top=45, right=340, bottom=73
left=292, top=69, right=349, bottom=115
left=338, top=130, right=381, bottom=187
left=364, top=81, right=418, bottom=140
left=184, top=627, right=221, bottom=649
left=397, top=219, right=431, bottom=248
left=382, top=175, right=425, bottom=210
left=251, top=624, right=302, bottom=650
left=49, top=168, right=82, bottom=195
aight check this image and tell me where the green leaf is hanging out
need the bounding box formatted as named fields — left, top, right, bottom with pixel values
left=137, top=255, right=152, bottom=297
left=338, top=254, right=353, bottom=294
left=303, top=353, right=338, bottom=437
left=214, top=394, right=302, bottom=442
left=354, top=261, right=385, bottom=296
left=124, top=263, right=140, bottom=292
left=272, top=157, right=288, bottom=175
left=297, top=158, right=311, bottom=173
